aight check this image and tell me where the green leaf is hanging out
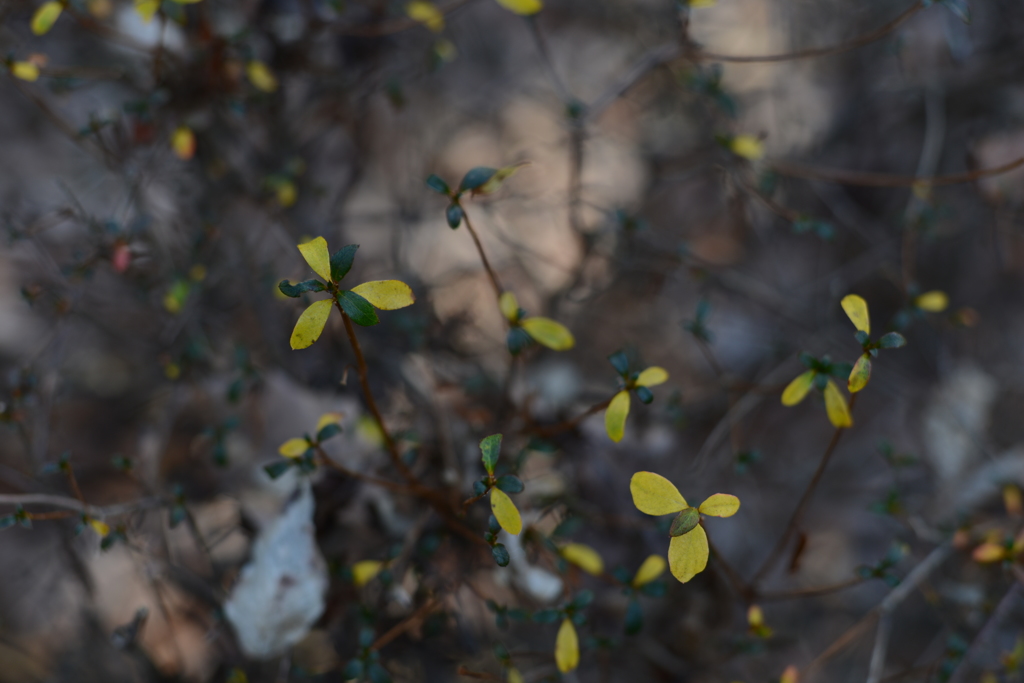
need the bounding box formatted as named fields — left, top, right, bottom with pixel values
left=532, top=609, right=560, bottom=624
left=458, top=166, right=497, bottom=192
left=0, top=515, right=15, bottom=530
left=367, top=662, right=393, bottom=683
left=492, top=543, right=511, bottom=567
left=263, top=461, right=293, bottom=479
left=289, top=299, right=334, bottom=350
left=342, top=660, right=364, bottom=680
left=316, top=423, right=343, bottom=442
left=496, top=474, right=524, bottom=494
left=337, top=290, right=379, bottom=326
left=480, top=433, right=502, bottom=475
left=608, top=350, right=630, bottom=376
left=278, top=279, right=326, bottom=298
left=635, top=386, right=654, bottom=404
left=506, top=326, right=533, bottom=355
left=879, top=332, right=907, bottom=349
left=330, top=244, right=359, bottom=282
left=669, top=507, right=701, bottom=537
left=425, top=174, right=450, bottom=195
left=446, top=203, right=463, bottom=228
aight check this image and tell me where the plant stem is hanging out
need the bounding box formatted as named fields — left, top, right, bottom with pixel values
left=460, top=207, right=503, bottom=298
left=750, top=393, right=858, bottom=585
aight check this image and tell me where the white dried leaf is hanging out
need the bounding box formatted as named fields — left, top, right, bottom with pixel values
left=224, top=482, right=327, bottom=659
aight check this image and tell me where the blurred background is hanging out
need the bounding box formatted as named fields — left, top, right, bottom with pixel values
left=2, top=0, right=1024, bottom=680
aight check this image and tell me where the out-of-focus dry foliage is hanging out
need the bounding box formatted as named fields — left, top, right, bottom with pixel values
left=4, top=0, right=1024, bottom=680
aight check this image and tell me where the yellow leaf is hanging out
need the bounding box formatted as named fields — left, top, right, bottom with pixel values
left=973, top=542, right=1006, bottom=563
left=840, top=294, right=870, bottom=334
left=698, top=493, right=740, bottom=517
left=494, top=0, right=542, bottom=15
left=171, top=126, right=195, bottom=160
left=88, top=519, right=110, bottom=537
left=290, top=299, right=334, bottom=350
left=352, top=560, right=383, bottom=587
left=729, top=135, right=763, bottom=160
left=604, top=390, right=631, bottom=443
left=824, top=380, right=852, bottom=428
left=689, top=0, right=717, bottom=6
left=356, top=415, right=385, bottom=447
left=780, top=665, right=799, bottom=683
left=630, top=471, right=687, bottom=516
left=405, top=1, right=444, bottom=32
left=635, top=366, right=668, bottom=387
left=134, top=0, right=159, bottom=22
left=316, top=412, right=344, bottom=433
left=668, top=523, right=708, bottom=583
left=490, top=488, right=522, bottom=535
left=275, top=180, right=297, bottom=208
left=915, top=290, right=948, bottom=312
left=297, top=237, right=332, bottom=282
left=1005, top=484, right=1024, bottom=516
left=351, top=280, right=416, bottom=310
left=499, top=291, right=519, bottom=322
left=247, top=60, right=278, bottom=93
left=31, top=1, right=63, bottom=35
left=781, top=370, right=815, bottom=406
left=747, top=605, right=765, bottom=627
left=560, top=543, right=604, bottom=576
left=521, top=317, right=574, bottom=350
left=11, top=62, right=40, bottom=81
left=278, top=437, right=310, bottom=458
left=554, top=618, right=579, bottom=673
left=848, top=354, right=871, bottom=393
left=507, top=668, right=524, bottom=683
left=478, top=162, right=529, bottom=195
left=632, top=554, right=666, bottom=586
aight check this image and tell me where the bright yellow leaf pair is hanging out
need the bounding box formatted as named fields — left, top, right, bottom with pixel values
left=278, top=412, right=344, bottom=458
left=285, top=237, right=415, bottom=349
left=560, top=542, right=604, bottom=576
left=604, top=366, right=668, bottom=442
left=554, top=618, right=579, bottom=673
left=782, top=371, right=851, bottom=428
left=630, top=472, right=739, bottom=583
left=729, top=135, right=764, bottom=160
left=499, top=291, right=574, bottom=351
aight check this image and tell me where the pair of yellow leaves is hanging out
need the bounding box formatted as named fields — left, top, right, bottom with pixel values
left=499, top=291, right=574, bottom=351
left=288, top=237, right=415, bottom=350
left=630, top=471, right=739, bottom=583
left=278, top=413, right=343, bottom=457
left=729, top=135, right=764, bottom=161
left=781, top=372, right=851, bottom=428
left=605, top=366, right=668, bottom=442
left=10, top=61, right=41, bottom=81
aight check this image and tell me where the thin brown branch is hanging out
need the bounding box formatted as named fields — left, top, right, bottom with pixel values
left=758, top=576, right=865, bottom=602
left=460, top=208, right=503, bottom=298
left=751, top=393, right=859, bottom=585
left=371, top=597, right=442, bottom=650
left=699, top=1, right=923, bottom=64
left=527, top=396, right=613, bottom=437
left=0, top=493, right=163, bottom=518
